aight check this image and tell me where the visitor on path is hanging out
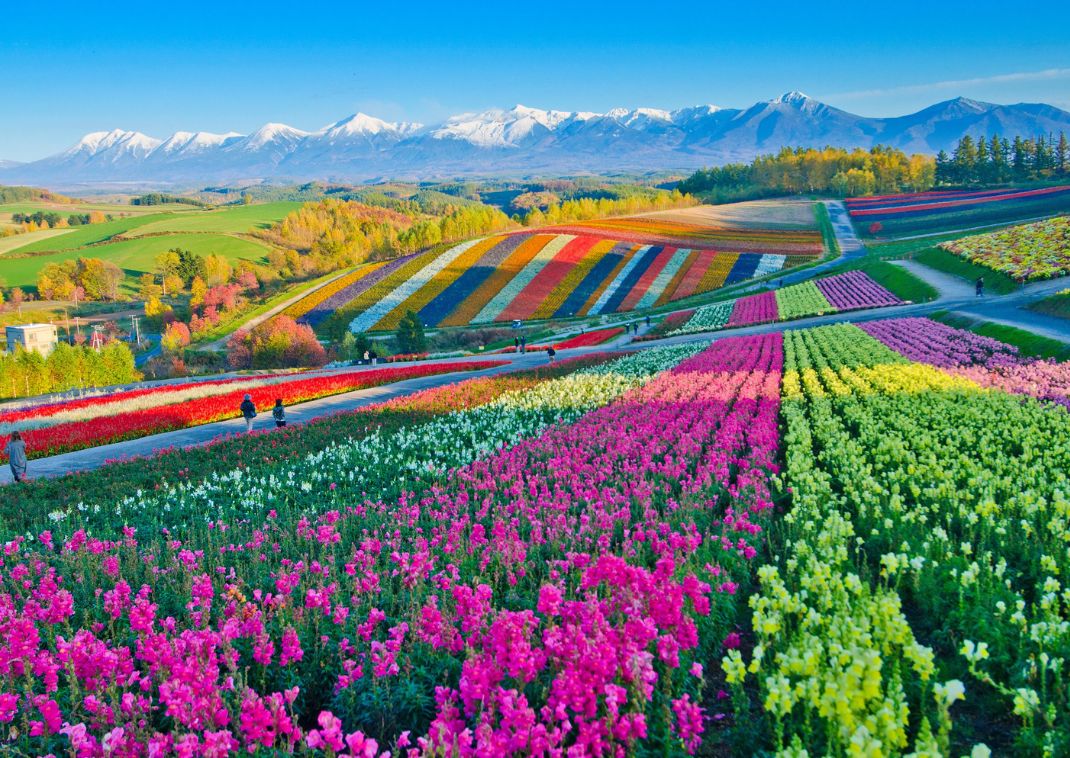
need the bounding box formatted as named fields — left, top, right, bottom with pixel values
left=370, top=350, right=378, bottom=366
left=6, top=431, right=27, bottom=483
left=514, top=336, right=520, bottom=352
left=363, top=350, right=370, bottom=364
left=645, top=315, right=651, bottom=327
left=521, top=335, right=527, bottom=352
left=976, top=277, right=985, bottom=297
left=547, top=346, right=556, bottom=363
left=633, top=322, right=640, bottom=335
left=240, top=394, right=257, bottom=434
left=272, top=398, right=287, bottom=428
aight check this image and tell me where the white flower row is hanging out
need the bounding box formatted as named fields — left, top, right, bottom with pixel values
left=670, top=300, right=735, bottom=336
left=588, top=245, right=652, bottom=315
left=349, top=238, right=483, bottom=333
left=81, top=343, right=706, bottom=529
left=471, top=235, right=576, bottom=324
left=635, top=248, right=691, bottom=311
left=753, top=253, right=788, bottom=277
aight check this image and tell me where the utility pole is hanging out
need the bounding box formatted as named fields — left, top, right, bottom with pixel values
left=131, top=315, right=141, bottom=347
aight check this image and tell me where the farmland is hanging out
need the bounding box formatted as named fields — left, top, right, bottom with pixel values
left=847, top=184, right=1070, bottom=240
left=290, top=202, right=827, bottom=335
left=1, top=313, right=1069, bottom=755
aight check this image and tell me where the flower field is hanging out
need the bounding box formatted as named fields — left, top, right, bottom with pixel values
left=3, top=312, right=1070, bottom=754
left=671, top=270, right=901, bottom=335
left=938, top=216, right=1070, bottom=281
left=846, top=185, right=1070, bottom=238
left=283, top=217, right=826, bottom=333
left=0, top=361, right=504, bottom=461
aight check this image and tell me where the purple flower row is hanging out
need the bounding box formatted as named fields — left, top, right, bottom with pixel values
left=816, top=271, right=901, bottom=310
left=858, top=318, right=1023, bottom=369
left=728, top=291, right=778, bottom=327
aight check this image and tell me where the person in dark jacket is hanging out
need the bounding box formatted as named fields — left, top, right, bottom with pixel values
left=520, top=335, right=527, bottom=352
left=547, top=346, right=556, bottom=363
left=370, top=349, right=378, bottom=366
left=976, top=277, right=985, bottom=296
left=514, top=336, right=520, bottom=353
left=645, top=315, right=651, bottom=327
left=5, top=430, right=27, bottom=483
left=272, top=398, right=286, bottom=428
left=240, top=394, right=257, bottom=434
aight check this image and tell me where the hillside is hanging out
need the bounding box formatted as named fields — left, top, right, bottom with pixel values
left=286, top=200, right=826, bottom=335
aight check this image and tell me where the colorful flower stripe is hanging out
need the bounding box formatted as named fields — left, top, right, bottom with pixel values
left=0, top=361, right=506, bottom=461
left=575, top=243, right=637, bottom=317
left=939, top=216, right=1070, bottom=281
left=737, top=321, right=1070, bottom=753
left=847, top=184, right=1070, bottom=217
left=472, top=235, right=576, bottom=324
left=638, top=247, right=690, bottom=310
left=441, top=234, right=552, bottom=327
left=552, top=217, right=824, bottom=253
left=550, top=242, right=629, bottom=319
left=728, top=291, right=778, bottom=326
left=587, top=245, right=649, bottom=315
left=774, top=280, right=834, bottom=321
left=419, top=232, right=528, bottom=327
left=530, top=238, right=616, bottom=320
left=0, top=373, right=314, bottom=434
left=656, top=248, right=702, bottom=306
left=753, top=253, right=788, bottom=277
left=496, top=235, right=598, bottom=322
left=596, top=245, right=662, bottom=315
left=723, top=252, right=763, bottom=286
left=546, top=326, right=625, bottom=349
left=373, top=235, right=505, bottom=331
left=618, top=245, right=676, bottom=312
left=815, top=270, right=901, bottom=310
left=673, top=249, right=733, bottom=301
left=282, top=266, right=379, bottom=321
left=857, top=317, right=1022, bottom=368
left=352, top=238, right=482, bottom=333
left=310, top=250, right=423, bottom=327
left=670, top=300, right=733, bottom=335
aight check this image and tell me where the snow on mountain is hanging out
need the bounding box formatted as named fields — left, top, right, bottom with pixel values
left=4, top=94, right=1069, bottom=184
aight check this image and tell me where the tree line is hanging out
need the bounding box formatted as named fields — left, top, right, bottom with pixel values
left=678, top=146, right=937, bottom=201
left=520, top=190, right=696, bottom=226
left=936, top=133, right=1069, bottom=185
left=0, top=341, right=140, bottom=400
left=13, top=210, right=111, bottom=229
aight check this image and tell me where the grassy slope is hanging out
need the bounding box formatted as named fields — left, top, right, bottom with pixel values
left=1028, top=291, right=1070, bottom=321
left=0, top=233, right=270, bottom=290
left=913, top=247, right=1019, bottom=294
left=125, top=202, right=301, bottom=236
left=12, top=213, right=172, bottom=253
left=931, top=311, right=1070, bottom=360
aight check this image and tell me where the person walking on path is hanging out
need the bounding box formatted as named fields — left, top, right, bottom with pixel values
left=272, top=398, right=287, bottom=428
left=547, top=346, right=556, bottom=363
left=240, top=394, right=257, bottom=434
left=976, top=277, right=985, bottom=297
left=5, top=431, right=28, bottom=483
left=645, top=315, right=651, bottom=327
left=520, top=335, right=527, bottom=352
left=363, top=350, right=370, bottom=364
left=370, top=349, right=378, bottom=366
left=514, top=336, right=520, bottom=353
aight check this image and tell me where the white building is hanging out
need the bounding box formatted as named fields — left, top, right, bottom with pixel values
left=6, top=324, right=59, bottom=356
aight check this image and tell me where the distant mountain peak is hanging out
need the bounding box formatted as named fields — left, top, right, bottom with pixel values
left=6, top=93, right=1069, bottom=184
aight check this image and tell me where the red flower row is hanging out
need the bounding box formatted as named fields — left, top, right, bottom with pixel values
left=1, top=361, right=506, bottom=461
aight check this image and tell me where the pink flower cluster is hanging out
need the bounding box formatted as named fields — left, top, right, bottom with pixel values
left=728, top=291, right=778, bottom=327
left=0, top=335, right=784, bottom=755
left=815, top=271, right=901, bottom=309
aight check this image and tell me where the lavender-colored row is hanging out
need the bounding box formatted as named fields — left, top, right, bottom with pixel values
left=858, top=318, right=1022, bottom=369
left=301, top=252, right=421, bottom=326
left=816, top=270, right=901, bottom=310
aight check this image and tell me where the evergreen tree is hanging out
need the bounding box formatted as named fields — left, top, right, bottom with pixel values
left=1057, top=132, right=1069, bottom=176
left=395, top=311, right=427, bottom=354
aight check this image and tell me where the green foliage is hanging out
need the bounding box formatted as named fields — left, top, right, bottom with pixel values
left=937, top=132, right=1069, bottom=185
left=131, top=193, right=207, bottom=207
left=395, top=310, right=426, bottom=354
left=1029, top=291, right=1070, bottom=321
left=0, top=341, right=141, bottom=399
left=679, top=145, right=935, bottom=199
left=913, top=248, right=1019, bottom=294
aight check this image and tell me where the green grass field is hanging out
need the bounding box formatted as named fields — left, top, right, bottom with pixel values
left=0, top=233, right=271, bottom=290
left=1029, top=291, right=1070, bottom=321
left=913, top=247, right=1019, bottom=294
left=0, top=228, right=74, bottom=255
left=124, top=202, right=301, bottom=237
left=11, top=213, right=174, bottom=253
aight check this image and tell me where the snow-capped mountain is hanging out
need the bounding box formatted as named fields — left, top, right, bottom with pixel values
left=5, top=93, right=1070, bottom=186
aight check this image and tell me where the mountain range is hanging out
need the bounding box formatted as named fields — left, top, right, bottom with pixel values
left=4, top=92, right=1070, bottom=187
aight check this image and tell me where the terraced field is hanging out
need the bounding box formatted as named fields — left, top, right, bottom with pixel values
left=291, top=206, right=827, bottom=333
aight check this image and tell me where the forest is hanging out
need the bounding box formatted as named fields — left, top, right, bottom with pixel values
left=935, top=132, right=1069, bottom=184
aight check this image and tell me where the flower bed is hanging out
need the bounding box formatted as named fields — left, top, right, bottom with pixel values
left=0, top=361, right=506, bottom=461
left=939, top=216, right=1070, bottom=281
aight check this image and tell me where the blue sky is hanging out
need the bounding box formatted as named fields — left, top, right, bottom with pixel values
left=3, top=0, right=1069, bottom=161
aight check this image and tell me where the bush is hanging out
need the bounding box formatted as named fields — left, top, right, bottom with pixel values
left=227, top=315, right=327, bottom=370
